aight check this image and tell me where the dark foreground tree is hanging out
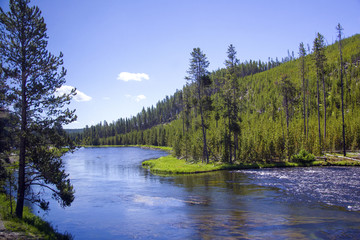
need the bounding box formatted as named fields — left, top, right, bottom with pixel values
left=0, top=0, right=76, bottom=218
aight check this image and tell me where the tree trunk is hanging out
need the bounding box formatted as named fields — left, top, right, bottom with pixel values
left=285, top=96, right=289, bottom=130
left=228, top=102, right=232, bottom=164
left=16, top=72, right=27, bottom=219
left=197, top=83, right=209, bottom=164
left=316, top=72, right=322, bottom=155
left=200, top=104, right=209, bottom=164
left=306, top=78, right=310, bottom=141
left=234, top=132, right=238, bottom=161
left=302, top=70, right=306, bottom=138
left=322, top=75, right=327, bottom=149
left=285, top=96, right=290, bottom=160
left=299, top=52, right=306, bottom=139
left=339, top=36, right=346, bottom=156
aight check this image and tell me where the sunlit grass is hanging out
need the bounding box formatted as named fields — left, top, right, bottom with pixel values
left=129, top=145, right=173, bottom=152
left=142, top=155, right=224, bottom=174
left=142, top=156, right=302, bottom=174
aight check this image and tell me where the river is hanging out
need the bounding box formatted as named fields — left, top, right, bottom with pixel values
left=34, top=147, right=360, bottom=239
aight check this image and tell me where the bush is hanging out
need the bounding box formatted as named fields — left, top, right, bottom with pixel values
left=291, top=149, right=315, bottom=163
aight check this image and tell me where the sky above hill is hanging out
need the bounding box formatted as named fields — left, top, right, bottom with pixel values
left=1, top=0, right=359, bottom=129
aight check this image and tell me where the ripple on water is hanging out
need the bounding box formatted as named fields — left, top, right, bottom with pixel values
left=236, top=167, right=360, bottom=211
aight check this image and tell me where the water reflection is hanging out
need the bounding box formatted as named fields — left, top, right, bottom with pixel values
left=34, top=148, right=360, bottom=239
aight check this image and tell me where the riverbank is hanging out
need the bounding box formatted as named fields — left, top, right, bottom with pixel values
left=0, top=193, right=73, bottom=240
left=142, top=153, right=360, bottom=175
left=82, top=144, right=172, bottom=152
left=81, top=145, right=360, bottom=174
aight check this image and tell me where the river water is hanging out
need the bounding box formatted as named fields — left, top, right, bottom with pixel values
left=34, top=147, right=360, bottom=239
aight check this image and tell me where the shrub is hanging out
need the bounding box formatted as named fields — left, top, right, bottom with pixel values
left=291, top=149, right=315, bottom=163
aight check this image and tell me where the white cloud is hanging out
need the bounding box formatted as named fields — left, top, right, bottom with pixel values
left=117, top=72, right=149, bottom=82
left=125, top=94, right=146, bottom=102
left=135, top=94, right=146, bottom=102
left=55, top=85, right=92, bottom=102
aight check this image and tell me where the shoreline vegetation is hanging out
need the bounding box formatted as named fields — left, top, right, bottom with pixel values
left=83, top=145, right=360, bottom=175
left=0, top=194, right=72, bottom=240
left=82, top=144, right=172, bottom=152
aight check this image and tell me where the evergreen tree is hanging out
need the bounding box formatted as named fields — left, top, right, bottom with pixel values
left=0, top=0, right=76, bottom=218
left=278, top=74, right=297, bottom=159
left=182, top=84, right=191, bottom=161
left=187, top=48, right=210, bottom=163
left=313, top=33, right=326, bottom=154
left=223, top=44, right=240, bottom=163
left=336, top=23, right=346, bottom=156
left=299, top=42, right=307, bottom=139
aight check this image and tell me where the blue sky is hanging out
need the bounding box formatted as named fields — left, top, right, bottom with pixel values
left=1, top=0, right=359, bottom=129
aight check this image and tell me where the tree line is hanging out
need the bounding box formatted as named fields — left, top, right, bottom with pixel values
left=73, top=54, right=284, bottom=145
left=78, top=31, right=360, bottom=164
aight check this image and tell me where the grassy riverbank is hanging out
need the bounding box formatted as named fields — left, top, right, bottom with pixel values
left=81, top=145, right=360, bottom=174
left=0, top=194, right=72, bottom=239
left=142, top=154, right=360, bottom=175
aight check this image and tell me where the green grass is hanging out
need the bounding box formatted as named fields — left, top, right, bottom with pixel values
left=129, top=145, right=173, bottom=152
left=0, top=193, right=72, bottom=240
left=142, top=156, right=302, bottom=175
left=142, top=155, right=225, bottom=174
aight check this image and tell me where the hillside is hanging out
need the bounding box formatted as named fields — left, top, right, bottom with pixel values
left=74, top=34, right=360, bottom=163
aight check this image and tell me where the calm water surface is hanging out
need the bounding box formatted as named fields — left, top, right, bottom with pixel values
left=35, top=147, right=360, bottom=239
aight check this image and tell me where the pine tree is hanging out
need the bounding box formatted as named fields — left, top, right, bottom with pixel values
left=336, top=23, right=346, bottom=156
left=187, top=48, right=210, bottom=163
left=223, top=44, right=240, bottom=163
left=182, top=84, right=192, bottom=161
left=278, top=74, right=297, bottom=160
left=0, top=0, right=76, bottom=218
left=299, top=42, right=307, bottom=139
left=313, top=33, right=326, bottom=155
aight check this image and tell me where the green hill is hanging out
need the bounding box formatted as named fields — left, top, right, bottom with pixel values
left=76, top=33, right=360, bottom=163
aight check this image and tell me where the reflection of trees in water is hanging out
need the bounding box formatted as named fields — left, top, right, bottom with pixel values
left=171, top=171, right=263, bottom=239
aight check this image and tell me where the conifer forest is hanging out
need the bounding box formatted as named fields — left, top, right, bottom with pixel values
left=73, top=32, right=360, bottom=164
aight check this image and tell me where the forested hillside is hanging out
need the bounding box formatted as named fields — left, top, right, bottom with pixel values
left=74, top=56, right=279, bottom=144
left=74, top=33, right=360, bottom=163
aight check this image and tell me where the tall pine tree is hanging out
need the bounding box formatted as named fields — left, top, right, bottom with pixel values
left=0, top=0, right=76, bottom=218
left=187, top=48, right=210, bottom=163
left=313, top=33, right=326, bottom=155
left=336, top=23, right=346, bottom=156
left=223, top=44, right=240, bottom=163
left=299, top=42, right=307, bottom=139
